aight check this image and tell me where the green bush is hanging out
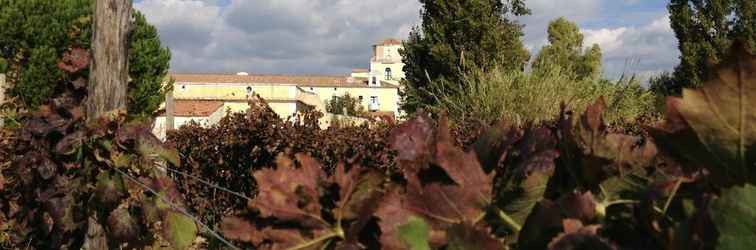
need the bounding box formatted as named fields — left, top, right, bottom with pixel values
left=325, top=93, right=365, bottom=116
left=426, top=65, right=658, bottom=126
left=0, top=57, right=7, bottom=73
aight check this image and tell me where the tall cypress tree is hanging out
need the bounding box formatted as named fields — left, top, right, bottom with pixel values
left=401, top=0, right=531, bottom=113
left=667, top=0, right=755, bottom=93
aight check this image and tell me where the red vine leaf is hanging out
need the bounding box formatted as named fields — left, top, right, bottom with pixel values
left=560, top=97, right=658, bottom=187
left=377, top=114, right=495, bottom=248
left=224, top=153, right=385, bottom=249
left=107, top=206, right=139, bottom=242
left=518, top=192, right=600, bottom=249
left=57, top=48, right=89, bottom=73
left=548, top=219, right=617, bottom=250
left=252, top=153, right=327, bottom=228
left=389, top=110, right=436, bottom=181
left=446, top=222, right=501, bottom=249
left=221, top=217, right=264, bottom=245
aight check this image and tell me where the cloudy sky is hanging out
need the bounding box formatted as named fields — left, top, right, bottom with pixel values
left=133, top=0, right=678, bottom=81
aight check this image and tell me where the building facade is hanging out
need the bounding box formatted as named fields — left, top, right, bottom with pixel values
left=154, top=38, right=406, bottom=136
left=351, top=38, right=406, bottom=86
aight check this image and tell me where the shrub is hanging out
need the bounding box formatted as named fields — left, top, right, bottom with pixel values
left=326, top=93, right=365, bottom=116
left=426, top=64, right=658, bottom=126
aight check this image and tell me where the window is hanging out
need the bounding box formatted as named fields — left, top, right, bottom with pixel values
left=246, top=86, right=253, bottom=93
left=369, top=96, right=379, bottom=111
left=385, top=68, right=392, bottom=80
left=358, top=96, right=363, bottom=101
left=372, top=76, right=377, bottom=85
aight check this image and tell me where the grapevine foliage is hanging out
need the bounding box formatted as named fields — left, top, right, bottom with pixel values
left=1, top=37, right=754, bottom=250
left=0, top=48, right=197, bottom=249
left=215, top=43, right=756, bottom=249
left=166, top=101, right=395, bottom=228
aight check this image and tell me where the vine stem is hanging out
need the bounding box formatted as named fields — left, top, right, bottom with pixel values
left=605, top=199, right=640, bottom=206
left=289, top=230, right=343, bottom=250
left=662, top=178, right=683, bottom=215
left=496, top=209, right=522, bottom=232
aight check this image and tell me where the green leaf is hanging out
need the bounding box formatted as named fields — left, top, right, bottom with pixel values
left=497, top=127, right=559, bottom=227
left=710, top=184, right=756, bottom=250
left=95, top=171, right=125, bottom=205
left=398, top=217, right=431, bottom=250
left=164, top=211, right=198, bottom=250
left=138, top=139, right=180, bottom=166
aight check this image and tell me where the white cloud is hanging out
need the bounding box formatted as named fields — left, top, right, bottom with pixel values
left=583, top=15, right=678, bottom=81
left=583, top=28, right=628, bottom=52
left=136, top=0, right=420, bottom=74
left=135, top=0, right=678, bottom=81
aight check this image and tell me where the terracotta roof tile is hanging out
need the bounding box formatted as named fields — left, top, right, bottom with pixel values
left=172, top=100, right=224, bottom=117
left=379, top=38, right=401, bottom=45
left=171, top=74, right=398, bottom=88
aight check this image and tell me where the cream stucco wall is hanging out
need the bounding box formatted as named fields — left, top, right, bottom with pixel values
left=370, top=61, right=405, bottom=84
left=173, top=83, right=299, bottom=101
left=306, top=86, right=400, bottom=115
left=367, top=44, right=405, bottom=86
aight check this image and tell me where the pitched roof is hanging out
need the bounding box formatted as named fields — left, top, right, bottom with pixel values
left=172, top=100, right=224, bottom=117
left=171, top=74, right=398, bottom=88
left=378, top=38, right=401, bottom=46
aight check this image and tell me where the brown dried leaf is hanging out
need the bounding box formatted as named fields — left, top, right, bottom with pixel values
left=649, top=43, right=756, bottom=186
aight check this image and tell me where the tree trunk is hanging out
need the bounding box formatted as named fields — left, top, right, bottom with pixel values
left=83, top=1, right=131, bottom=247
left=166, top=90, right=175, bottom=131
left=87, top=0, right=132, bottom=120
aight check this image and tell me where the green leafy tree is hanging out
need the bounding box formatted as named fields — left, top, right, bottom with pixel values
left=0, top=57, right=7, bottom=73
left=532, top=17, right=603, bottom=80
left=401, top=0, right=531, bottom=112
left=326, top=93, right=365, bottom=116
left=0, top=0, right=171, bottom=115
left=128, top=12, right=173, bottom=115
left=667, top=0, right=755, bottom=93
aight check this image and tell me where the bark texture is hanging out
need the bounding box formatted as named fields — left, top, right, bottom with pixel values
left=87, top=0, right=132, bottom=120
